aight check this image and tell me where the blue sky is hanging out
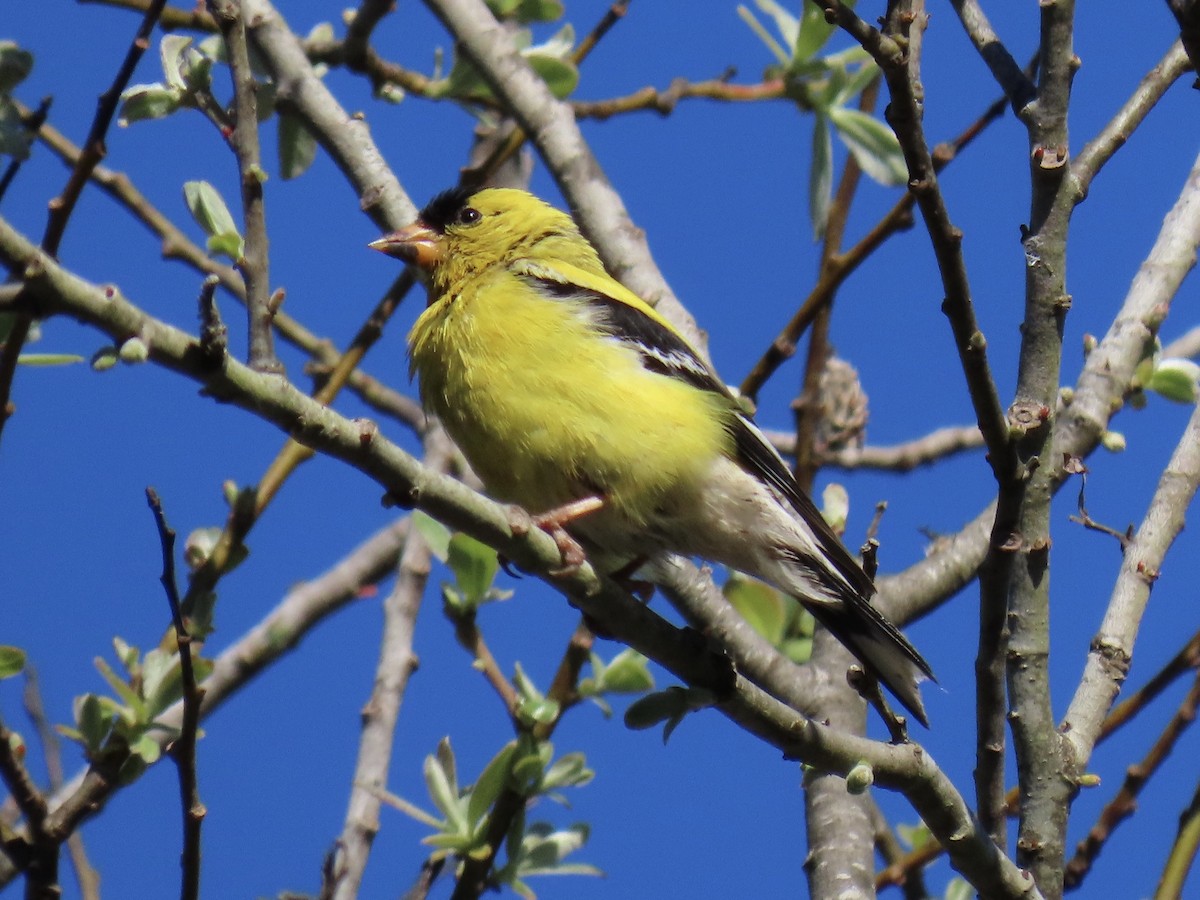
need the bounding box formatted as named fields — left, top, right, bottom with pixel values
left=3, top=2, right=1200, bottom=898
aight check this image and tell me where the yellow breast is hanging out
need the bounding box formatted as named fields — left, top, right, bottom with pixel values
left=408, top=268, right=731, bottom=526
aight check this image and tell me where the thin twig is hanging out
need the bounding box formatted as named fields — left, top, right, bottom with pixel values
left=947, top=0, right=1037, bottom=109
left=739, top=57, right=1016, bottom=401
left=208, top=0, right=281, bottom=373
left=459, top=0, right=636, bottom=188
left=0, top=97, right=51, bottom=204
left=1154, top=777, right=1200, bottom=899
left=446, top=608, right=521, bottom=715
left=326, top=434, right=446, bottom=900
left=22, top=669, right=100, bottom=900
left=0, top=219, right=1040, bottom=899
left=793, top=77, right=877, bottom=492
left=1067, top=466, right=1134, bottom=550
left=1065, top=675, right=1200, bottom=890
left=78, top=0, right=215, bottom=30
left=1071, top=41, right=1191, bottom=200
left=449, top=619, right=595, bottom=900
left=146, top=488, right=206, bottom=900
left=17, top=101, right=424, bottom=433
left=0, top=0, right=168, bottom=444
left=0, top=516, right=410, bottom=890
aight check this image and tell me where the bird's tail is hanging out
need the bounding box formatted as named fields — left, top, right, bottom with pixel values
left=804, top=597, right=934, bottom=727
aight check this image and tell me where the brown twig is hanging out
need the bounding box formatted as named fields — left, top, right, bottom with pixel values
left=21, top=670, right=100, bottom=900
left=1101, top=629, right=1200, bottom=738
left=0, top=713, right=53, bottom=891
left=17, top=102, right=425, bottom=433
left=0, top=0, right=168, bottom=444
left=0, top=97, right=51, bottom=204
left=573, top=75, right=784, bottom=119
left=207, top=0, right=282, bottom=373
left=327, top=433, right=445, bottom=900
left=401, top=856, right=447, bottom=900
left=459, top=0, right=636, bottom=188
left=1156, top=776, right=1200, bottom=899
left=78, top=0, right=216, bottom=30
left=447, top=608, right=521, bottom=715
left=869, top=801, right=929, bottom=900
left=1065, top=674, right=1200, bottom=890
left=947, top=0, right=1037, bottom=109
left=792, top=77, right=878, bottom=492
left=739, top=65, right=1015, bottom=402
left=1067, top=467, right=1134, bottom=550
left=146, top=488, right=206, bottom=900
left=448, top=619, right=594, bottom=900
left=1071, top=40, right=1191, bottom=200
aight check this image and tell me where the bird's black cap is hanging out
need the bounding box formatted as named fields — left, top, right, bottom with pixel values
left=420, top=187, right=474, bottom=232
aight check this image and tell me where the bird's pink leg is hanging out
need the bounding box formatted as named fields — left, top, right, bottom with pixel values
left=508, top=495, right=604, bottom=575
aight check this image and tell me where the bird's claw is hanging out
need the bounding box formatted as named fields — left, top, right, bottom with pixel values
left=507, top=498, right=602, bottom=577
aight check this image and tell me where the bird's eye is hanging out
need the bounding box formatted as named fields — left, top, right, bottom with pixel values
left=457, top=207, right=482, bottom=225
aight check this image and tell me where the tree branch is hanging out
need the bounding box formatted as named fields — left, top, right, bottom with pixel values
left=0, top=216, right=1040, bottom=900
left=208, top=0, right=282, bottom=372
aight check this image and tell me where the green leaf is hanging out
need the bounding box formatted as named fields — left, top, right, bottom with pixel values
left=724, top=573, right=788, bottom=644
left=413, top=511, right=452, bottom=561
left=831, top=57, right=880, bottom=107
left=828, top=105, right=907, bottom=186
left=1148, top=358, right=1200, bottom=403
left=624, top=685, right=714, bottom=742
left=90, top=346, right=119, bottom=371
left=0, top=99, right=31, bottom=160
left=487, top=0, right=564, bottom=22
left=141, top=649, right=184, bottom=718
left=737, top=4, right=791, bottom=66
left=0, top=42, right=33, bottom=92
left=944, top=877, right=973, bottom=900
left=0, top=645, right=26, bottom=679
left=810, top=113, right=833, bottom=240
left=821, top=482, right=849, bottom=533
left=112, top=636, right=140, bottom=674
left=184, top=526, right=222, bottom=570
left=515, top=822, right=599, bottom=877
left=518, top=696, right=561, bottom=727
left=160, top=35, right=195, bottom=91
left=206, top=231, right=244, bottom=262
left=183, top=180, right=243, bottom=260
left=525, top=52, right=578, bottom=99
left=75, top=694, right=113, bottom=753
left=130, top=732, right=162, bottom=765
left=595, top=648, right=653, bottom=694
left=118, top=84, right=183, bottom=125
left=424, top=738, right=467, bottom=830
left=540, top=752, right=594, bottom=793
left=781, top=635, right=813, bottom=664
left=751, top=0, right=799, bottom=51
left=466, top=740, right=516, bottom=829
left=793, top=1, right=839, bottom=62
left=17, top=353, right=84, bottom=366
left=278, top=112, right=317, bottom=180
left=447, top=531, right=500, bottom=608
left=94, top=656, right=145, bottom=720
left=896, top=820, right=933, bottom=851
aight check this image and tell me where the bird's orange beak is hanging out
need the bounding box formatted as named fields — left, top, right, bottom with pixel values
left=368, top=221, right=444, bottom=270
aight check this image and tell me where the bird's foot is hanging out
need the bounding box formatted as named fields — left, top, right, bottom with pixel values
left=608, top=555, right=654, bottom=601
left=507, top=496, right=604, bottom=576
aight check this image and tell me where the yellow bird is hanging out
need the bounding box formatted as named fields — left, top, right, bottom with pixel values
left=371, top=188, right=934, bottom=725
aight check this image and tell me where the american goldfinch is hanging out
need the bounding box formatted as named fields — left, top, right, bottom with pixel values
left=370, top=188, right=934, bottom=725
